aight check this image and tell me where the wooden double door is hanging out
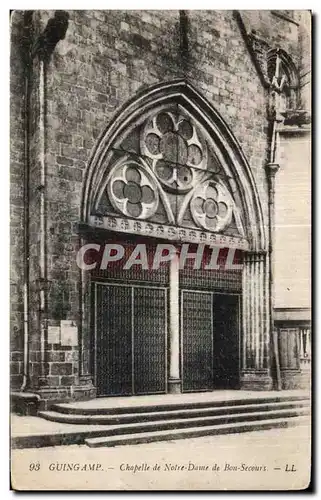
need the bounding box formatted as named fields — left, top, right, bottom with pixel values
left=94, top=283, right=240, bottom=396
left=95, top=282, right=167, bottom=396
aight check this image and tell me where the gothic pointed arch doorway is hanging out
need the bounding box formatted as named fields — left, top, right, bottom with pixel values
left=78, top=80, right=272, bottom=396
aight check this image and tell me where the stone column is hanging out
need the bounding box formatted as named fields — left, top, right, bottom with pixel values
left=37, top=58, right=48, bottom=388
left=266, top=162, right=282, bottom=390
left=240, top=251, right=273, bottom=390
left=75, top=232, right=96, bottom=399
left=168, top=253, right=181, bottom=393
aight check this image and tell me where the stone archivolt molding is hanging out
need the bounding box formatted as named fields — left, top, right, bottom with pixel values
left=82, top=80, right=267, bottom=252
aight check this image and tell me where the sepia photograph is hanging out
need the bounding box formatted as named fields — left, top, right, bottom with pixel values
left=9, top=8, right=311, bottom=490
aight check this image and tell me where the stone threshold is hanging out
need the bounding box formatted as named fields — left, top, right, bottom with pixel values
left=54, top=389, right=310, bottom=411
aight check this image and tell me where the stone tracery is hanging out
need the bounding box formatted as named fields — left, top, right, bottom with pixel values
left=141, top=109, right=208, bottom=193
left=107, top=157, right=159, bottom=220
left=190, top=181, right=233, bottom=232
left=103, top=105, right=243, bottom=237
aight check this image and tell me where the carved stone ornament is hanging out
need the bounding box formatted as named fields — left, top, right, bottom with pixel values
left=88, top=214, right=249, bottom=250
left=190, top=180, right=233, bottom=232
left=247, top=30, right=271, bottom=85
left=107, top=157, right=159, bottom=220
left=141, top=110, right=208, bottom=193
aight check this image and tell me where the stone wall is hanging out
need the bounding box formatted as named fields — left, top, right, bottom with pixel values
left=275, top=131, right=311, bottom=309
left=10, top=10, right=309, bottom=397
left=10, top=11, right=26, bottom=389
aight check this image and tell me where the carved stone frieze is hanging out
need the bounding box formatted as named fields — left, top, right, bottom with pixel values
left=89, top=214, right=249, bottom=250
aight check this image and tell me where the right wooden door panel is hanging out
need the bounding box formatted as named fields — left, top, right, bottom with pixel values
left=181, top=290, right=240, bottom=392
left=181, top=290, right=213, bottom=392
left=212, top=294, right=240, bottom=389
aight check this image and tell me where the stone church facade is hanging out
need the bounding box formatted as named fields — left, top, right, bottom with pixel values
left=10, top=10, right=311, bottom=411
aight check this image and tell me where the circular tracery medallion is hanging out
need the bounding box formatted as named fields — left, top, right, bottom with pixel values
left=107, top=158, right=158, bottom=220
left=190, top=180, right=233, bottom=232
left=141, top=110, right=208, bottom=193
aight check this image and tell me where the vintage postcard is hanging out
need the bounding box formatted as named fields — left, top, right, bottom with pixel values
left=10, top=9, right=311, bottom=490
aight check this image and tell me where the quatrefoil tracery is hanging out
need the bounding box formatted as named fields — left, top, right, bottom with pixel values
left=107, top=158, right=159, bottom=220
left=141, top=111, right=208, bottom=193
left=190, top=181, right=233, bottom=232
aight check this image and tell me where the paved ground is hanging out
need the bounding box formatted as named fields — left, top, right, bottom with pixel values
left=11, top=425, right=311, bottom=491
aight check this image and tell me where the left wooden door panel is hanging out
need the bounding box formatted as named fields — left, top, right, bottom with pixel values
left=96, top=284, right=132, bottom=396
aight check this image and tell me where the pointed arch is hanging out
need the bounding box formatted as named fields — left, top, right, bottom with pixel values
left=81, top=79, right=266, bottom=251
left=267, top=48, right=299, bottom=111
left=267, top=48, right=299, bottom=88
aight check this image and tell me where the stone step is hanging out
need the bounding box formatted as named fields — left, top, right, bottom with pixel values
left=12, top=402, right=310, bottom=450
left=51, top=394, right=310, bottom=416
left=39, top=400, right=310, bottom=426
left=39, top=407, right=310, bottom=438
left=85, top=416, right=310, bottom=448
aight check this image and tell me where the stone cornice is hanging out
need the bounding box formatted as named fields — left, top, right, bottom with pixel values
left=278, top=125, right=311, bottom=135
left=281, top=109, right=311, bottom=127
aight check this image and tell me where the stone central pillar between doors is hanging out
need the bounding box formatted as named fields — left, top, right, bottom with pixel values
left=240, top=251, right=273, bottom=390
left=168, top=252, right=182, bottom=393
